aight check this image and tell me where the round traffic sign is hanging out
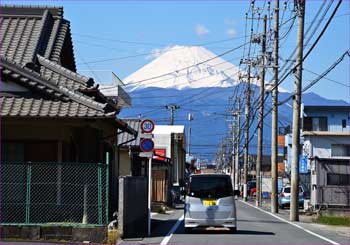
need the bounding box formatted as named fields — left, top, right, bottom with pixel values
left=140, top=138, right=154, bottom=152
left=141, top=119, right=155, bottom=133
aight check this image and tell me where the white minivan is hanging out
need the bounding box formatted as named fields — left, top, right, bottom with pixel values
left=184, top=174, right=239, bottom=233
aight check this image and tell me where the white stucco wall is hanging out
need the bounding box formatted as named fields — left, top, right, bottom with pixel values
left=305, top=136, right=350, bottom=158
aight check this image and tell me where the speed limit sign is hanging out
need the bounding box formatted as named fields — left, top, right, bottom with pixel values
left=141, top=119, right=155, bottom=133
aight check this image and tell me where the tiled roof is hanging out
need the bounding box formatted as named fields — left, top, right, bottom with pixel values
left=38, top=55, right=93, bottom=90
left=118, top=119, right=141, bottom=147
left=0, top=5, right=128, bottom=124
left=0, top=97, right=111, bottom=118
left=0, top=5, right=76, bottom=70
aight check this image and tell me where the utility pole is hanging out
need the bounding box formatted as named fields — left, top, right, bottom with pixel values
left=271, top=0, right=279, bottom=214
left=187, top=113, right=193, bottom=156
left=291, top=0, right=305, bottom=222
left=235, top=99, right=241, bottom=191
left=243, top=64, right=251, bottom=202
left=165, top=104, right=180, bottom=125
left=256, top=15, right=267, bottom=207
left=231, top=120, right=236, bottom=185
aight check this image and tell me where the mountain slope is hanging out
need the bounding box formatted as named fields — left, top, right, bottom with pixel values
left=120, top=86, right=348, bottom=161
left=124, top=45, right=243, bottom=90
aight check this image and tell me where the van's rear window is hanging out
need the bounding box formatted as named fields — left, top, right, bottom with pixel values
left=189, top=176, right=233, bottom=198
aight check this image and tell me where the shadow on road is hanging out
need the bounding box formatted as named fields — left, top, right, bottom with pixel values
left=238, top=219, right=285, bottom=224
left=151, top=218, right=180, bottom=238
left=235, top=230, right=275, bottom=235
left=176, top=228, right=275, bottom=236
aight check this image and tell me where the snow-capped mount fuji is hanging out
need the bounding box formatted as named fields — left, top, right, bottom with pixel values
left=119, top=45, right=347, bottom=161
left=124, top=45, right=244, bottom=90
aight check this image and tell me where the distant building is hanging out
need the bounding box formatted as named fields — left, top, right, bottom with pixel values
left=302, top=105, right=350, bottom=208
left=152, top=125, right=186, bottom=203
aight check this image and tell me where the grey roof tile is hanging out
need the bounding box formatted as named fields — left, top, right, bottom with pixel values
left=117, top=119, right=141, bottom=147
left=0, top=5, right=76, bottom=71
left=0, top=97, right=108, bottom=118
left=38, top=55, right=92, bottom=90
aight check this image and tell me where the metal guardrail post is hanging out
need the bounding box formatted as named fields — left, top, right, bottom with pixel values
left=98, top=163, right=102, bottom=225
left=25, top=164, right=32, bottom=224
left=105, top=152, right=109, bottom=224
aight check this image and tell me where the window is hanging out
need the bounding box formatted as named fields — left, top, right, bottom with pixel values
left=303, top=117, right=312, bottom=131
left=331, top=144, right=350, bottom=157
left=189, top=176, right=233, bottom=198
left=303, top=117, right=328, bottom=131
left=318, top=117, right=328, bottom=131
left=342, top=119, right=346, bottom=128
left=327, top=174, right=350, bottom=185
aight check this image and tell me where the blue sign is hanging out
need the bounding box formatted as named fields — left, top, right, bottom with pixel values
left=140, top=138, right=154, bottom=152
left=299, top=155, right=308, bottom=173
left=278, top=146, right=284, bottom=156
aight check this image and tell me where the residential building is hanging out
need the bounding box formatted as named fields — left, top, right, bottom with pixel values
left=302, top=105, right=350, bottom=208
left=0, top=5, right=136, bottom=228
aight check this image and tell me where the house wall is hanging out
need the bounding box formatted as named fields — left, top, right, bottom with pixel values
left=305, top=136, right=350, bottom=159
left=304, top=110, right=350, bottom=132
left=311, top=159, right=350, bottom=207
left=153, top=134, right=171, bottom=158
left=119, top=150, right=132, bottom=176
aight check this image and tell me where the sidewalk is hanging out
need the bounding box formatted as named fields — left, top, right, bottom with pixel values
left=119, top=208, right=183, bottom=245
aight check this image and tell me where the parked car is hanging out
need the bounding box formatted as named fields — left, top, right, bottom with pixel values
left=169, top=184, right=185, bottom=208
left=183, top=174, right=240, bottom=233
left=278, top=185, right=305, bottom=209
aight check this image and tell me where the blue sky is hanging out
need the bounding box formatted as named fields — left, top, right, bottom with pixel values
left=4, top=0, right=350, bottom=102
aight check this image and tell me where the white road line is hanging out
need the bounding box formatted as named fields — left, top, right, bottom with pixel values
left=160, top=214, right=184, bottom=245
left=240, top=200, right=340, bottom=245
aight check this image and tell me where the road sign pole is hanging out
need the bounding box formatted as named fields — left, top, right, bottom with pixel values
left=148, top=155, right=152, bottom=236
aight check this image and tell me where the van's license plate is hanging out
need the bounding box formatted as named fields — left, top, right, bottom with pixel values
left=203, top=199, right=217, bottom=206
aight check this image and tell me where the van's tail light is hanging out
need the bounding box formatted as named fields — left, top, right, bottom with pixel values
left=281, top=192, right=285, bottom=197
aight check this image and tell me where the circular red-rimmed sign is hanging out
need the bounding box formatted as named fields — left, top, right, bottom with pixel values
left=141, top=119, right=155, bottom=133
left=140, top=138, right=154, bottom=152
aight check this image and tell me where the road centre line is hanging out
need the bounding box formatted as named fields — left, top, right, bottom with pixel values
left=239, top=200, right=340, bottom=245
left=160, top=214, right=184, bottom=245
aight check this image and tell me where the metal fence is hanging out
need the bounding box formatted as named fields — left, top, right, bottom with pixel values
left=0, top=162, right=109, bottom=226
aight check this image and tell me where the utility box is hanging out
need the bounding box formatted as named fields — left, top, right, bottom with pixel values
left=118, top=176, right=148, bottom=238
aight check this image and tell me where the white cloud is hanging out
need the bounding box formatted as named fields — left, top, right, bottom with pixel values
left=226, top=28, right=237, bottom=37
left=224, top=18, right=235, bottom=26
left=146, top=45, right=173, bottom=60
left=195, top=24, right=210, bottom=37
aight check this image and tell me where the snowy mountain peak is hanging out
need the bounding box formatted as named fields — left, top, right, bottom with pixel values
left=123, top=45, right=243, bottom=90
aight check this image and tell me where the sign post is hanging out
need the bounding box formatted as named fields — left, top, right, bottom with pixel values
left=139, top=119, right=155, bottom=237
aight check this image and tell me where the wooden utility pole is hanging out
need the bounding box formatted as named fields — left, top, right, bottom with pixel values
left=271, top=0, right=279, bottom=214
left=231, top=119, right=235, bottom=184
left=235, top=98, right=241, bottom=191
left=256, top=15, right=267, bottom=207
left=243, top=64, right=251, bottom=202
left=291, top=0, right=305, bottom=222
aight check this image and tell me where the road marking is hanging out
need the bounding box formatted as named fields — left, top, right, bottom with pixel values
left=240, top=200, right=340, bottom=245
left=160, top=214, right=184, bottom=245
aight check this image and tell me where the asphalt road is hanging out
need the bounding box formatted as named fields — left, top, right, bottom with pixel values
left=120, top=200, right=348, bottom=245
